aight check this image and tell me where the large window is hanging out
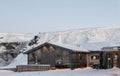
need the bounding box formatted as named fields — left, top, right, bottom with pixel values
left=42, top=46, right=48, bottom=53
left=49, top=46, right=55, bottom=53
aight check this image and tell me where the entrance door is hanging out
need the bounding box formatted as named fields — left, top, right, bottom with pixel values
left=49, top=51, right=55, bottom=67
left=106, top=53, right=113, bottom=68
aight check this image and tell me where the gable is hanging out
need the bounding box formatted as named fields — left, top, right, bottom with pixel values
left=24, top=42, right=89, bottom=54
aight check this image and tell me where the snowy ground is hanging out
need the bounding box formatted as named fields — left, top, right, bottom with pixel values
left=0, top=53, right=120, bottom=76
left=0, top=68, right=120, bottom=76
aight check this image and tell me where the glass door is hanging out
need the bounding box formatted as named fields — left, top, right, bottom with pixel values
left=106, top=53, right=113, bottom=68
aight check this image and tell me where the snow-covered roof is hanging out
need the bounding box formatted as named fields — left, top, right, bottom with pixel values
left=101, top=46, right=120, bottom=52
left=25, top=42, right=89, bottom=53
left=47, top=42, right=89, bottom=52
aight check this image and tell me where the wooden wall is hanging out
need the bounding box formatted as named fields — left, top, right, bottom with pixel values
left=103, top=51, right=120, bottom=68
left=28, top=45, right=71, bottom=68
left=27, top=43, right=88, bottom=69
left=71, top=52, right=87, bottom=68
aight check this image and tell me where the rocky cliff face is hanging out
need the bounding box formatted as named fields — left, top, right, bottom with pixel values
left=0, top=42, right=27, bottom=66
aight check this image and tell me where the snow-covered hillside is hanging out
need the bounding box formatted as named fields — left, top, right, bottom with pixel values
left=1, top=27, right=120, bottom=51
left=0, top=33, right=34, bottom=42
left=34, top=27, right=120, bottom=50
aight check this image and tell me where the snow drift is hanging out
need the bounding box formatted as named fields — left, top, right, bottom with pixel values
left=1, top=53, right=27, bottom=68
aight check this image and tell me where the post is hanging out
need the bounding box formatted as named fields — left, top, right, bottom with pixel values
left=86, top=53, right=90, bottom=67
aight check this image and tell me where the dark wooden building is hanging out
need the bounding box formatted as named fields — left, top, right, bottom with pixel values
left=2, top=43, right=120, bottom=72
left=87, top=51, right=102, bottom=69
left=24, top=42, right=89, bottom=69
left=87, top=46, right=120, bottom=69
left=24, top=42, right=120, bottom=70
left=101, top=46, right=120, bottom=69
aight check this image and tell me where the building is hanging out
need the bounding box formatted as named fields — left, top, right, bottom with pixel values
left=87, top=51, right=102, bottom=69
left=2, top=42, right=120, bottom=72
left=24, top=42, right=89, bottom=69
left=101, top=46, right=120, bottom=69
left=23, top=43, right=120, bottom=70
left=1, top=36, right=120, bottom=71
left=88, top=46, right=120, bottom=69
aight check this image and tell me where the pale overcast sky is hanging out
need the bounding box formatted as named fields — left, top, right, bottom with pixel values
left=0, top=0, right=119, bottom=33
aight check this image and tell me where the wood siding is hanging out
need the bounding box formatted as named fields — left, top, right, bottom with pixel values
left=71, top=53, right=87, bottom=68
left=16, top=65, right=50, bottom=72
left=27, top=43, right=87, bottom=69
left=103, top=51, right=120, bottom=68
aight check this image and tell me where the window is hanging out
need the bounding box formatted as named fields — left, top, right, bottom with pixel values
left=49, top=46, right=55, bottom=52
left=42, top=46, right=48, bottom=52
left=114, top=54, right=118, bottom=60
left=91, top=55, right=99, bottom=60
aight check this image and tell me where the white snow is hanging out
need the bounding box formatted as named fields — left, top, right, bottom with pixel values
left=48, top=42, right=88, bottom=52
left=24, top=27, right=120, bottom=52
left=1, top=53, right=27, bottom=68
left=0, top=67, right=120, bottom=76
left=0, top=33, right=34, bottom=42
left=35, top=27, right=120, bottom=50
left=1, top=27, right=120, bottom=51
left=25, top=42, right=88, bottom=53
left=0, top=46, right=7, bottom=53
